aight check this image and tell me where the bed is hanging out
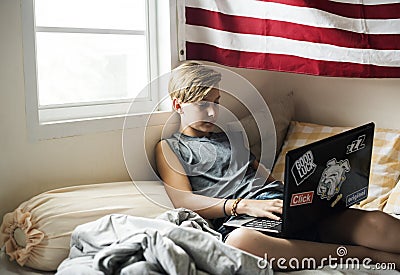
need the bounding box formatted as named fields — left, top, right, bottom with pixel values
left=1, top=92, right=400, bottom=274
left=2, top=179, right=399, bottom=275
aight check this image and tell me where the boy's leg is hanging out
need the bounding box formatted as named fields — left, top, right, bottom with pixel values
left=318, top=208, right=400, bottom=254
left=225, top=227, right=400, bottom=271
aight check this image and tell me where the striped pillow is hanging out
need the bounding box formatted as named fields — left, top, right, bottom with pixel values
left=384, top=179, right=400, bottom=214
left=271, top=121, right=400, bottom=211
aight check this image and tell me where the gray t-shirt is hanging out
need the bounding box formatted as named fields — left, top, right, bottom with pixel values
left=164, top=131, right=282, bottom=199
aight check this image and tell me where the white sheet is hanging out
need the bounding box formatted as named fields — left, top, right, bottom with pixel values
left=1, top=214, right=399, bottom=275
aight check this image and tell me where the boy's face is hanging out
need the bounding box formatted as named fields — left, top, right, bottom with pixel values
left=177, top=88, right=221, bottom=137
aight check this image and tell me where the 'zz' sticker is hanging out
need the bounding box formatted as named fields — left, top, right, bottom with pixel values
left=346, top=135, right=365, bottom=154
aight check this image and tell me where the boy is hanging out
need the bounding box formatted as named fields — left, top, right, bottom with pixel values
left=155, top=62, right=400, bottom=270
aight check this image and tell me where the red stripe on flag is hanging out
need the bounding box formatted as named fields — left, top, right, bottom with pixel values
left=186, top=7, right=400, bottom=50
left=257, top=0, right=400, bottom=20
left=186, top=42, right=400, bottom=78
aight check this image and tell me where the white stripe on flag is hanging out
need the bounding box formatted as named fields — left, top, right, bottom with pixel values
left=185, top=0, right=400, bottom=34
left=186, top=25, right=400, bottom=67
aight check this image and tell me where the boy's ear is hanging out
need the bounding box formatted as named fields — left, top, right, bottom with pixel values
left=172, top=98, right=183, bottom=114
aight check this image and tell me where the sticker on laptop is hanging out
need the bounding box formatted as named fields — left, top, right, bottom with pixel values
left=346, top=135, right=366, bottom=154
left=346, top=187, right=368, bottom=207
left=330, top=194, right=343, bottom=208
left=317, top=158, right=351, bottom=200
left=290, top=191, right=314, bottom=207
left=291, top=150, right=317, bottom=186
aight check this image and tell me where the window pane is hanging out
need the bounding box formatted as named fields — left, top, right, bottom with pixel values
left=36, top=32, right=148, bottom=106
left=35, top=0, right=145, bottom=30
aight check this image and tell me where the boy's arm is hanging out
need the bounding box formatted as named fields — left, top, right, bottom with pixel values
left=155, top=141, right=282, bottom=220
left=155, top=140, right=227, bottom=219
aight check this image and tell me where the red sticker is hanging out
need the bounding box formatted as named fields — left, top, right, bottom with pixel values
left=290, top=191, right=314, bottom=207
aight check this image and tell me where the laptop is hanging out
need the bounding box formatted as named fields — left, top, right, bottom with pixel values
left=223, top=122, right=375, bottom=239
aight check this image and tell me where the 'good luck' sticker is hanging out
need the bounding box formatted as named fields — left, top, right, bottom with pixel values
left=291, top=150, right=317, bottom=186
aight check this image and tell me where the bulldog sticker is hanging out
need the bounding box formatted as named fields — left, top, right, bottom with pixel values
left=317, top=158, right=351, bottom=200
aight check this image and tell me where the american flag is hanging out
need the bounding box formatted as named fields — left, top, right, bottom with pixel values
left=178, top=0, right=400, bottom=78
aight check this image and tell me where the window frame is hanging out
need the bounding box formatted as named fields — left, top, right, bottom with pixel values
left=22, top=0, right=176, bottom=140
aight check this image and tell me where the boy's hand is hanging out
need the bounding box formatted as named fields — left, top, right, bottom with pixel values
left=236, top=199, right=283, bottom=220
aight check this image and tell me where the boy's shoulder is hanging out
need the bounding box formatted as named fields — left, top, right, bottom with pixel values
left=155, top=139, right=175, bottom=159
left=159, top=133, right=180, bottom=144
left=160, top=131, right=243, bottom=145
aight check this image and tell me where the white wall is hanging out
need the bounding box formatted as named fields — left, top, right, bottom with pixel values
left=1, top=0, right=399, bottom=220
left=269, top=71, right=400, bottom=130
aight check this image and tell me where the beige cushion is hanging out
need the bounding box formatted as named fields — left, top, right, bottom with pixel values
left=0, top=181, right=170, bottom=271
left=268, top=91, right=295, bottom=154
left=271, top=121, right=400, bottom=211
left=231, top=91, right=294, bottom=163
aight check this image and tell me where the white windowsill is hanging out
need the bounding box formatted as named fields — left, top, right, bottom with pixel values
left=29, top=110, right=179, bottom=140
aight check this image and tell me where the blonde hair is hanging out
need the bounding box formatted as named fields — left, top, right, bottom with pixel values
left=168, top=61, right=221, bottom=103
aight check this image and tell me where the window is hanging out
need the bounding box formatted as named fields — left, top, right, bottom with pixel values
left=22, top=0, right=173, bottom=140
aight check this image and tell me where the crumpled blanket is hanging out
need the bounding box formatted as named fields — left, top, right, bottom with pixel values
left=56, top=208, right=271, bottom=275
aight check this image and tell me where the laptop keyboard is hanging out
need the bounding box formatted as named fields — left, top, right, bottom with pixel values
left=243, top=218, right=282, bottom=229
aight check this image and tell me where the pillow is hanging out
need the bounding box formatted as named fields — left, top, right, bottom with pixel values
left=384, top=179, right=400, bottom=214
left=0, top=181, right=171, bottom=271
left=267, top=91, right=295, bottom=154
left=228, top=110, right=275, bottom=167
left=229, top=91, right=294, bottom=162
left=271, top=121, right=400, bottom=211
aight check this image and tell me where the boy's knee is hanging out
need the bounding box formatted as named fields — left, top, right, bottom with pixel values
left=363, top=210, right=387, bottom=233
left=225, top=228, right=260, bottom=250
left=354, top=210, right=388, bottom=245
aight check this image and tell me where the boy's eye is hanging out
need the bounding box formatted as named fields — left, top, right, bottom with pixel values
left=197, top=102, right=210, bottom=108
left=197, top=101, right=219, bottom=107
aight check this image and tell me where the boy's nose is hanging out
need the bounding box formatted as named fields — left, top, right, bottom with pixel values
left=207, top=105, right=218, bottom=118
